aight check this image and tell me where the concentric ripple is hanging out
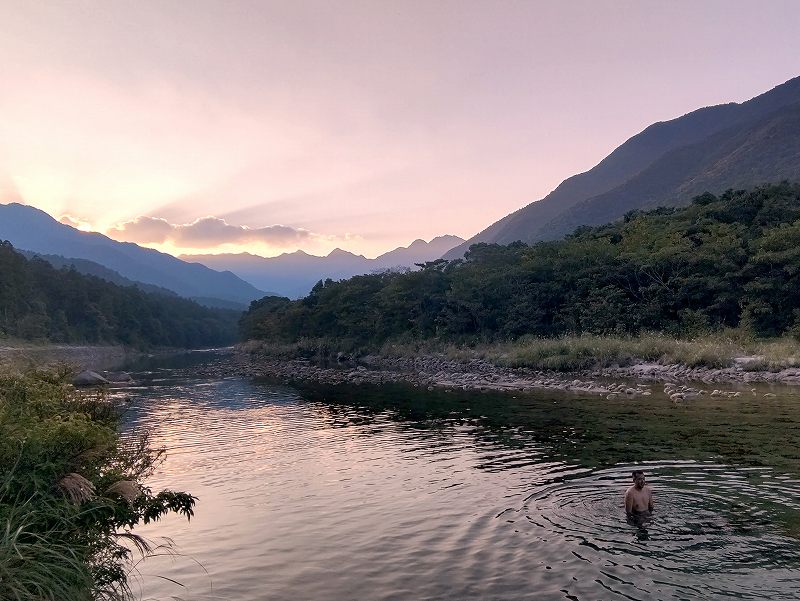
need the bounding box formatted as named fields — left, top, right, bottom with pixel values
left=116, top=351, right=800, bottom=601
left=511, top=462, right=800, bottom=599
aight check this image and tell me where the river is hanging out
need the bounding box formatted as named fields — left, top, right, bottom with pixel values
left=116, top=350, right=800, bottom=600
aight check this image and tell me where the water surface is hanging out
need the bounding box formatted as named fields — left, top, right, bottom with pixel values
left=118, top=352, right=800, bottom=600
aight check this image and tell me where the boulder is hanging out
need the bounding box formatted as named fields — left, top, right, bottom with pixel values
left=102, top=371, right=132, bottom=383
left=72, top=370, right=110, bottom=387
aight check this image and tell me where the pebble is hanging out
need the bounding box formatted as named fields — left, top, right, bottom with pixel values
left=220, top=349, right=798, bottom=400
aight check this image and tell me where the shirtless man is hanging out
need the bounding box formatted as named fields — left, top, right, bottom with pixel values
left=625, top=470, right=654, bottom=514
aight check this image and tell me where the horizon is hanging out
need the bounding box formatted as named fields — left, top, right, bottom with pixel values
left=0, top=198, right=465, bottom=261
left=2, top=1, right=800, bottom=258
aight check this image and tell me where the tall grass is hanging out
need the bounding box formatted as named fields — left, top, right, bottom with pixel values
left=488, top=333, right=746, bottom=370
left=375, top=333, right=750, bottom=370
left=244, top=331, right=800, bottom=372
left=0, top=370, right=195, bottom=600
left=0, top=497, right=95, bottom=601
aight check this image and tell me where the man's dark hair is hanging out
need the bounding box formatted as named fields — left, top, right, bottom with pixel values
left=631, top=470, right=644, bottom=478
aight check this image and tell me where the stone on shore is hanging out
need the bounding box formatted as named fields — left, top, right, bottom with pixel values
left=102, top=371, right=133, bottom=382
left=73, top=370, right=110, bottom=387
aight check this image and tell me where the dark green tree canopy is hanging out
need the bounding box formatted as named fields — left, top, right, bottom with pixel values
left=0, top=242, right=239, bottom=348
left=241, top=183, right=800, bottom=345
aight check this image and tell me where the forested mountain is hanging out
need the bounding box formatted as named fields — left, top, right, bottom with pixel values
left=242, top=183, right=800, bottom=345
left=184, top=235, right=464, bottom=298
left=0, top=241, right=239, bottom=348
left=0, top=203, right=265, bottom=307
left=445, top=76, right=800, bottom=258
left=18, top=250, right=179, bottom=298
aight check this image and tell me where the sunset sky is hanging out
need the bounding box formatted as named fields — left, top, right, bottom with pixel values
left=1, top=1, right=799, bottom=258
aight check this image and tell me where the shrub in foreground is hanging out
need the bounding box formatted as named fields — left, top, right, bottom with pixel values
left=0, top=369, right=195, bottom=600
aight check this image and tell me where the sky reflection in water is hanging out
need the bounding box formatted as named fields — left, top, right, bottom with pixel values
left=117, top=353, right=800, bottom=600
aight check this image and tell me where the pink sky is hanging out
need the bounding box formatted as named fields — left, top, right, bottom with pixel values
left=1, top=0, right=799, bottom=258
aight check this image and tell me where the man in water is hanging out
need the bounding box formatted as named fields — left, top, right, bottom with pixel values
left=625, top=470, right=654, bottom=515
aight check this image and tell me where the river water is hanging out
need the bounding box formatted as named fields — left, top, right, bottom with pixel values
left=117, top=351, right=800, bottom=600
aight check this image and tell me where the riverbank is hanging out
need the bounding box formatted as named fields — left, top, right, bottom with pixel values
left=231, top=335, right=800, bottom=399
left=0, top=369, right=196, bottom=600
left=0, top=341, right=137, bottom=372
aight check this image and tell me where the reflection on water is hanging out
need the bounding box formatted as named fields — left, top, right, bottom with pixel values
left=117, top=352, right=800, bottom=601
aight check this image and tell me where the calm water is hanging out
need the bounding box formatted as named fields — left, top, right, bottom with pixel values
left=117, top=352, right=800, bottom=600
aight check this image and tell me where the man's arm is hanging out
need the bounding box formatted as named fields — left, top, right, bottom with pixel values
left=648, top=488, right=654, bottom=512
left=624, top=489, right=633, bottom=513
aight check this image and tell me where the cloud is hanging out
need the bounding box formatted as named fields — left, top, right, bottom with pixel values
left=107, top=215, right=313, bottom=248
left=106, top=216, right=175, bottom=244
left=59, top=214, right=94, bottom=231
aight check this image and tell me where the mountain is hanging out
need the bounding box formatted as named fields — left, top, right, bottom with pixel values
left=445, top=76, right=800, bottom=258
left=182, top=235, right=464, bottom=298
left=18, top=250, right=180, bottom=298
left=241, top=183, right=800, bottom=345
left=0, top=241, right=239, bottom=348
left=374, top=235, right=464, bottom=267
left=0, top=203, right=265, bottom=307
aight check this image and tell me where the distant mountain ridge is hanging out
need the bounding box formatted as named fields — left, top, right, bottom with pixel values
left=445, top=76, right=800, bottom=257
left=18, top=250, right=180, bottom=298
left=183, top=234, right=464, bottom=298
left=0, top=203, right=265, bottom=307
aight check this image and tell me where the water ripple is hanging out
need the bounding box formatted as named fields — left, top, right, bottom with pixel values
left=511, top=462, right=800, bottom=599
left=115, top=359, right=800, bottom=601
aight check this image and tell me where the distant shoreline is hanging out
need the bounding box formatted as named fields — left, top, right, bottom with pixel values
left=228, top=340, right=800, bottom=399
left=0, top=342, right=137, bottom=372
left=6, top=339, right=800, bottom=399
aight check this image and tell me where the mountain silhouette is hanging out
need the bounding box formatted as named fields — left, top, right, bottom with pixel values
left=183, top=235, right=464, bottom=298
left=0, top=203, right=265, bottom=307
left=445, top=76, right=800, bottom=258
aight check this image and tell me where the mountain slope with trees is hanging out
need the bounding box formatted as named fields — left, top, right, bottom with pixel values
left=18, top=250, right=180, bottom=298
left=445, top=76, right=800, bottom=258
left=0, top=203, right=265, bottom=308
left=242, top=183, right=800, bottom=346
left=0, top=242, right=239, bottom=348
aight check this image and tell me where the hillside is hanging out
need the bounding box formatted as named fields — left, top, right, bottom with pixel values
left=18, top=250, right=180, bottom=298
left=445, top=76, right=800, bottom=258
left=0, top=241, right=240, bottom=348
left=0, top=203, right=265, bottom=306
left=184, top=235, right=464, bottom=298
left=242, top=183, right=800, bottom=345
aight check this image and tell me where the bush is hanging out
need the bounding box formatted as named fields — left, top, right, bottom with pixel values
left=0, top=370, right=195, bottom=600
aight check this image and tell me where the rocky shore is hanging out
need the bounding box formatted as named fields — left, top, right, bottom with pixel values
left=0, top=343, right=133, bottom=372
left=220, top=350, right=800, bottom=400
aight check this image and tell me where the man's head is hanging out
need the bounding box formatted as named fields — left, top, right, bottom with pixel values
left=632, top=470, right=646, bottom=489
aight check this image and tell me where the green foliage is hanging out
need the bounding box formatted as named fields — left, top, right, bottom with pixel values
left=0, top=370, right=196, bottom=600
left=0, top=242, right=239, bottom=348
left=241, top=183, right=800, bottom=346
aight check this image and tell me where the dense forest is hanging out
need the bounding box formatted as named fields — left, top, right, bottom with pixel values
left=0, top=242, right=239, bottom=348
left=241, top=183, right=800, bottom=347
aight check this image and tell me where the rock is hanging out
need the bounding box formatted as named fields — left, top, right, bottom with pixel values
left=102, top=371, right=132, bottom=383
left=72, top=370, right=110, bottom=387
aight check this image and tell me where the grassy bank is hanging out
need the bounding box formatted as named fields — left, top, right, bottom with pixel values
left=241, top=332, right=800, bottom=372
left=0, top=369, right=195, bottom=600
